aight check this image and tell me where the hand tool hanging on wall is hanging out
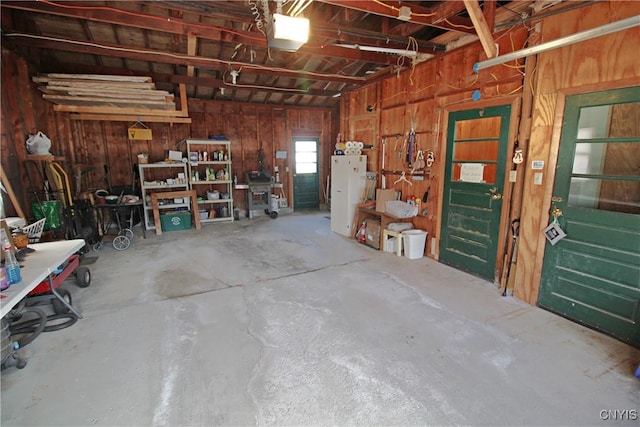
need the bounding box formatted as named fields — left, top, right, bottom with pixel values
left=407, top=116, right=416, bottom=168
left=413, top=150, right=426, bottom=172
left=381, top=137, right=386, bottom=189
left=501, top=218, right=520, bottom=296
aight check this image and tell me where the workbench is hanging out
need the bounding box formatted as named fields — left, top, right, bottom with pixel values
left=354, top=207, right=414, bottom=250
left=0, top=239, right=85, bottom=318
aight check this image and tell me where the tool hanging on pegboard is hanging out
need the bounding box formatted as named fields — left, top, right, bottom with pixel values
left=407, top=116, right=416, bottom=168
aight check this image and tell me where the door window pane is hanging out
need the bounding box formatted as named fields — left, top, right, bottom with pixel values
left=568, top=101, right=639, bottom=214
left=455, top=116, right=501, bottom=139
left=568, top=177, right=640, bottom=214
left=295, top=140, right=317, bottom=174
left=296, top=152, right=317, bottom=163
left=577, top=102, right=639, bottom=139
left=295, top=140, right=317, bottom=152
left=573, top=142, right=639, bottom=176
left=296, top=163, right=317, bottom=173
left=453, top=140, right=499, bottom=162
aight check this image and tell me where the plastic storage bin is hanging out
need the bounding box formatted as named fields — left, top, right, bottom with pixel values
left=402, top=229, right=427, bottom=259
left=31, top=200, right=62, bottom=230
left=385, top=200, right=418, bottom=218
left=160, top=211, right=192, bottom=231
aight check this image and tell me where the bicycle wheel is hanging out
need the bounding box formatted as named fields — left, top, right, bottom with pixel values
left=9, top=306, right=48, bottom=349
left=113, top=235, right=130, bottom=251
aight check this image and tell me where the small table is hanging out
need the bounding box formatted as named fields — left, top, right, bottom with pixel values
left=1, top=239, right=85, bottom=318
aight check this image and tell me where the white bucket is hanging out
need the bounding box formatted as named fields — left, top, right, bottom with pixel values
left=402, top=230, right=427, bottom=259
left=270, top=195, right=279, bottom=212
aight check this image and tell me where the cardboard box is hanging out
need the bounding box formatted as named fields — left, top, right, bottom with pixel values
left=160, top=211, right=192, bottom=231
left=364, top=218, right=381, bottom=249
left=376, top=189, right=398, bottom=212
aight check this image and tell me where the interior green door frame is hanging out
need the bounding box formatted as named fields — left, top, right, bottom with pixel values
left=293, top=137, right=320, bottom=210
left=439, top=105, right=511, bottom=280
left=538, top=86, right=640, bottom=347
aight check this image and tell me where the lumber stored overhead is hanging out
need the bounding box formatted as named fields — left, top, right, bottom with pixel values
left=34, top=73, right=190, bottom=122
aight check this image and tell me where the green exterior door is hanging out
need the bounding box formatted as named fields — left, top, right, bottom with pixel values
left=293, top=138, right=320, bottom=210
left=439, top=105, right=511, bottom=280
left=539, top=87, right=640, bottom=347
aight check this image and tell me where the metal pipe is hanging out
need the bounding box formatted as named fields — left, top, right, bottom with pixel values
left=474, top=15, right=640, bottom=72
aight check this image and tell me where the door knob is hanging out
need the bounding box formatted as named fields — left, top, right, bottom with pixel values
left=485, top=187, right=502, bottom=200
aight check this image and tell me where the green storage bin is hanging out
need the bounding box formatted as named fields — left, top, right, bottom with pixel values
left=160, top=211, right=192, bottom=231
left=31, top=201, right=62, bottom=230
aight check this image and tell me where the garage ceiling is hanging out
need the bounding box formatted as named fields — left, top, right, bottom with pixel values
left=2, top=1, right=567, bottom=109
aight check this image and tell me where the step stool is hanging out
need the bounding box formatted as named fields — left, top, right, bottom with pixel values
left=382, top=229, right=404, bottom=256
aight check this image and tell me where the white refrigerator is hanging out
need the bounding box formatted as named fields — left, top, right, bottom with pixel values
left=331, top=155, right=367, bottom=237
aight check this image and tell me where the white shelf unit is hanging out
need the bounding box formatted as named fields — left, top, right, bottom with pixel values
left=185, top=139, right=234, bottom=223
left=139, top=162, right=190, bottom=230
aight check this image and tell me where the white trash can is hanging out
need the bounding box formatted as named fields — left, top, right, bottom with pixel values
left=402, top=229, right=427, bottom=259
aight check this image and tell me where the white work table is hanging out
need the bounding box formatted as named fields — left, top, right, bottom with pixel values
left=1, top=239, right=85, bottom=318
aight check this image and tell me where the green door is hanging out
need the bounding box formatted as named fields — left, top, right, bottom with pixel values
left=539, top=87, right=640, bottom=347
left=440, top=106, right=511, bottom=280
left=293, top=138, right=320, bottom=210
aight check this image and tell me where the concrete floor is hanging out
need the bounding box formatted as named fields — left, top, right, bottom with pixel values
left=1, top=211, right=638, bottom=426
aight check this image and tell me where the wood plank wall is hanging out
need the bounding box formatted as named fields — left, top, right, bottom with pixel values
left=1, top=49, right=337, bottom=217
left=514, top=0, right=640, bottom=304
left=340, top=0, right=638, bottom=305
left=341, top=25, right=528, bottom=259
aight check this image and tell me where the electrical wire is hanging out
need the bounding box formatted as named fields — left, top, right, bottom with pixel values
left=249, top=0, right=267, bottom=37
left=6, top=33, right=367, bottom=82
left=224, top=79, right=311, bottom=93
left=39, top=0, right=266, bottom=41
left=443, top=18, right=475, bottom=30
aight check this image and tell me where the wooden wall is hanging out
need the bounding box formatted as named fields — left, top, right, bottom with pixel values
left=514, top=0, right=640, bottom=304
left=1, top=49, right=337, bottom=217
left=340, top=0, right=639, bottom=305
left=341, top=24, right=527, bottom=260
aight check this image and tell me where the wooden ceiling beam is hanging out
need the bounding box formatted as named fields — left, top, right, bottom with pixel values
left=0, top=1, right=399, bottom=65
left=463, top=0, right=498, bottom=58
left=29, top=61, right=341, bottom=98
left=317, top=0, right=476, bottom=34
left=5, top=33, right=365, bottom=85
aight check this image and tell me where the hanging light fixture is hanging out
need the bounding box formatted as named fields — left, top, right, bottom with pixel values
left=267, top=13, right=310, bottom=51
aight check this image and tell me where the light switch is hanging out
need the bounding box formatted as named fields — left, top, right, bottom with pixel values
left=534, top=172, right=543, bottom=185
left=509, top=170, right=517, bottom=182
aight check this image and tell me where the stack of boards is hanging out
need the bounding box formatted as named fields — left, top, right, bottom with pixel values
left=33, top=73, right=190, bottom=123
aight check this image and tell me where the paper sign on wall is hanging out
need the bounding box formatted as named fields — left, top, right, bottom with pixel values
left=460, top=163, right=484, bottom=183
left=128, top=128, right=152, bottom=140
